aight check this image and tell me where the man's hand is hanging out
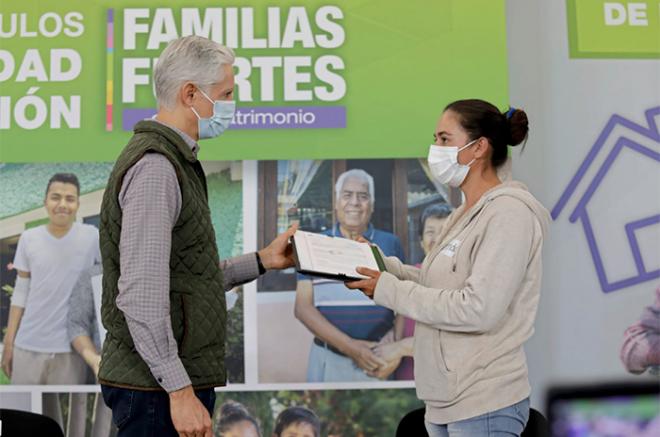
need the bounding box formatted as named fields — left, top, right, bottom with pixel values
left=169, top=386, right=212, bottom=437
left=345, top=267, right=381, bottom=298
left=1, top=342, right=13, bottom=378
left=368, top=341, right=405, bottom=380
left=258, top=223, right=299, bottom=271
left=367, top=354, right=402, bottom=380
left=346, top=339, right=387, bottom=373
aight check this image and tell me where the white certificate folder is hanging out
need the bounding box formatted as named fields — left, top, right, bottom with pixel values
left=292, top=230, right=386, bottom=281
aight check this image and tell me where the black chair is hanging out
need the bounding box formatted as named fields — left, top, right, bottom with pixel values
left=396, top=407, right=429, bottom=437
left=0, top=409, right=64, bottom=437
left=521, top=408, right=549, bottom=437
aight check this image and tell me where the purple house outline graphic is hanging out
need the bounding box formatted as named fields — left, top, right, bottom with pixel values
left=552, top=107, right=660, bottom=293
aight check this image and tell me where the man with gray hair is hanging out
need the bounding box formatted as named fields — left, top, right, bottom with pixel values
left=294, top=168, right=405, bottom=382
left=99, top=36, right=296, bottom=436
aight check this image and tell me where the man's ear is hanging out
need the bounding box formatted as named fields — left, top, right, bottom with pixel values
left=180, top=82, right=197, bottom=106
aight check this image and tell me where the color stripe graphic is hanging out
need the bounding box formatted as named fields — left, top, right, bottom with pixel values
left=105, top=9, right=114, bottom=131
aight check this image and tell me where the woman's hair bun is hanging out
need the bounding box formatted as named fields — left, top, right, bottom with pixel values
left=505, top=108, right=529, bottom=146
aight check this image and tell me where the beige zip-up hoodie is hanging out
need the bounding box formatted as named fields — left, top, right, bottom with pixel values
left=374, top=181, right=550, bottom=424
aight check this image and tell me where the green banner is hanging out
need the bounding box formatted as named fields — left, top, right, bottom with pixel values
left=567, top=0, right=660, bottom=58
left=0, top=1, right=508, bottom=162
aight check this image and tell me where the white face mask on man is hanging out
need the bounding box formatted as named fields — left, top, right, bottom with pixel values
left=427, top=139, right=478, bottom=187
left=190, top=88, right=236, bottom=140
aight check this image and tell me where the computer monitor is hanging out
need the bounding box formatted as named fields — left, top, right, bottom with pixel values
left=547, top=381, right=659, bottom=437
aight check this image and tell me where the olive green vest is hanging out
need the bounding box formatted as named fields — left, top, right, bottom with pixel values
left=98, top=120, right=226, bottom=390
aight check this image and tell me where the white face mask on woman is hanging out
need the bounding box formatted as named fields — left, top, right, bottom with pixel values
left=427, top=139, right=478, bottom=187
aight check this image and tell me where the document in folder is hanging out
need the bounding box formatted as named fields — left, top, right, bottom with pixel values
left=292, top=230, right=385, bottom=281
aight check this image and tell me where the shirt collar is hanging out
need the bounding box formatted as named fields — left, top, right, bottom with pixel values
left=333, top=222, right=375, bottom=240
left=151, top=117, right=200, bottom=157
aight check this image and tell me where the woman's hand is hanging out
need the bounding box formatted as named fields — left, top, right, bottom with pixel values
left=367, top=356, right=401, bottom=380
left=373, top=341, right=404, bottom=363
left=345, top=267, right=381, bottom=298
left=346, top=339, right=386, bottom=373
left=368, top=341, right=404, bottom=380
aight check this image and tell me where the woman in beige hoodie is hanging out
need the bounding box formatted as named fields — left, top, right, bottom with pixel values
left=347, top=99, right=550, bottom=436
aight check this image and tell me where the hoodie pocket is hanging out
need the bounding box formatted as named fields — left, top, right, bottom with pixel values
left=437, top=330, right=453, bottom=372
left=414, top=327, right=458, bottom=403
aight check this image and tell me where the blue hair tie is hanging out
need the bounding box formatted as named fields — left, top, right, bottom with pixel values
left=505, top=107, right=517, bottom=120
